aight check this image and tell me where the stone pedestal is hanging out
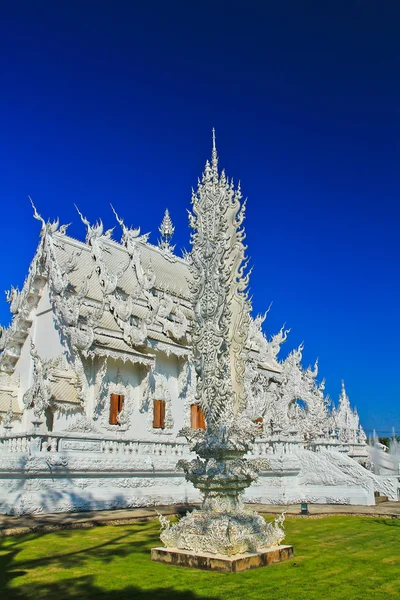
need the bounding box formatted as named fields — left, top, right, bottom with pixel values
left=151, top=545, right=294, bottom=572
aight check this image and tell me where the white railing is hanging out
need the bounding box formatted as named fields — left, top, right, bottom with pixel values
left=0, top=431, right=191, bottom=457
left=0, top=431, right=368, bottom=460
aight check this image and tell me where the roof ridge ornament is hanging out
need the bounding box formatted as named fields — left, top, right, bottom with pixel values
left=75, top=205, right=114, bottom=243
left=110, top=204, right=149, bottom=250
left=29, top=196, right=63, bottom=236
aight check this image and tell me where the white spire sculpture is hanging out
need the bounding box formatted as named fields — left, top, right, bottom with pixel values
left=336, top=380, right=361, bottom=444
left=158, top=209, right=175, bottom=252
left=156, top=131, right=287, bottom=559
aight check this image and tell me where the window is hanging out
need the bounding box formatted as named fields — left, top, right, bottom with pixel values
left=109, top=394, right=124, bottom=425
left=153, top=399, right=166, bottom=429
left=191, top=404, right=206, bottom=430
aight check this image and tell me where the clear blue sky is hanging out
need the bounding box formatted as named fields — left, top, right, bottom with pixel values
left=0, top=1, right=399, bottom=434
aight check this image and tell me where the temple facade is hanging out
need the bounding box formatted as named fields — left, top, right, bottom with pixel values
left=0, top=140, right=397, bottom=515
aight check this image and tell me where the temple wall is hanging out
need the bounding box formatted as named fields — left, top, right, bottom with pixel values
left=84, top=352, right=183, bottom=440
left=245, top=474, right=375, bottom=506
left=0, top=461, right=200, bottom=516
left=0, top=436, right=385, bottom=515
left=13, top=331, right=34, bottom=397
left=51, top=410, right=80, bottom=431
left=33, top=287, right=64, bottom=361
left=1, top=285, right=384, bottom=513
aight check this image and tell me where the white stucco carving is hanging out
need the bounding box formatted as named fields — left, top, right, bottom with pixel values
left=140, top=370, right=175, bottom=433
left=160, top=131, right=287, bottom=555
left=158, top=208, right=176, bottom=254
left=23, top=342, right=54, bottom=418
left=96, top=367, right=135, bottom=431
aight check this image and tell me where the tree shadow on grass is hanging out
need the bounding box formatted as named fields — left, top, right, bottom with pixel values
left=3, top=574, right=216, bottom=600
left=0, top=525, right=219, bottom=600
left=372, top=518, right=400, bottom=528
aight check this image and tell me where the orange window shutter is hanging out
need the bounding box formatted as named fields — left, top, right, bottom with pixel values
left=153, top=400, right=166, bottom=429
left=160, top=400, right=166, bottom=429
left=153, top=400, right=161, bottom=428
left=191, top=404, right=198, bottom=429
left=118, top=395, right=124, bottom=413
left=109, top=394, right=119, bottom=425
left=198, top=407, right=206, bottom=430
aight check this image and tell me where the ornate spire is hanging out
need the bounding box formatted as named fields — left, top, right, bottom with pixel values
left=188, top=133, right=251, bottom=430
left=335, top=380, right=360, bottom=443
left=340, top=380, right=350, bottom=408
left=158, top=136, right=286, bottom=556
left=158, top=209, right=175, bottom=253
left=211, top=127, right=218, bottom=177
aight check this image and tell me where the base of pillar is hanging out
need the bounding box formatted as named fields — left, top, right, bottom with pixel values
left=151, top=544, right=294, bottom=572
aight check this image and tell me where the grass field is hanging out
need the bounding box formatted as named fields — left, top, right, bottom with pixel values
left=1, top=516, right=399, bottom=600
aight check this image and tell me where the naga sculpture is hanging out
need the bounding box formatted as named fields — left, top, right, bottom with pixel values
left=159, top=132, right=286, bottom=556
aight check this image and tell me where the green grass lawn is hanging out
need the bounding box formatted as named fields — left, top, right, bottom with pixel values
left=1, top=516, right=399, bottom=600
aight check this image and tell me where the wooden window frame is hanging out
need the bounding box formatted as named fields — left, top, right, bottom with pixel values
left=191, top=404, right=206, bottom=430
left=109, top=393, right=125, bottom=425
left=153, top=399, right=166, bottom=429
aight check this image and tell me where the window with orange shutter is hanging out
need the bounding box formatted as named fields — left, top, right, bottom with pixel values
left=153, top=399, right=166, bottom=429
left=191, top=404, right=206, bottom=430
left=109, top=394, right=125, bottom=425
left=198, top=406, right=206, bottom=430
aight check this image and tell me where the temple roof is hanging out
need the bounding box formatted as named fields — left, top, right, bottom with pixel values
left=54, top=232, right=191, bottom=301
left=0, top=207, right=284, bottom=377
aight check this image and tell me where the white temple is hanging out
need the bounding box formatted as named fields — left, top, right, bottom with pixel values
left=0, top=138, right=397, bottom=515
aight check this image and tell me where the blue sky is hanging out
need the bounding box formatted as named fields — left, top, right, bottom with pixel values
left=0, top=1, right=399, bottom=433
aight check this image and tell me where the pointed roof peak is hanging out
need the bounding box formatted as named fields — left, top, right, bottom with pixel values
left=211, top=127, right=218, bottom=175
left=339, top=380, right=350, bottom=406
left=158, top=208, right=175, bottom=253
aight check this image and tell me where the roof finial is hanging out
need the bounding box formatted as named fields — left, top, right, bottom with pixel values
left=211, top=127, right=218, bottom=175
left=158, top=208, right=175, bottom=253
left=340, top=380, right=350, bottom=406
left=29, top=196, right=60, bottom=236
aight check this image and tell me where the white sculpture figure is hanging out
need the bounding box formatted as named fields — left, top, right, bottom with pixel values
left=23, top=341, right=53, bottom=419
left=5, top=287, right=21, bottom=316
left=2, top=396, right=14, bottom=430
left=0, top=326, right=7, bottom=352
left=159, top=131, right=286, bottom=555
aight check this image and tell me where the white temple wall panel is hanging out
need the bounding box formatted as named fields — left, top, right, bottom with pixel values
left=13, top=331, right=34, bottom=396
left=34, top=287, right=65, bottom=359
